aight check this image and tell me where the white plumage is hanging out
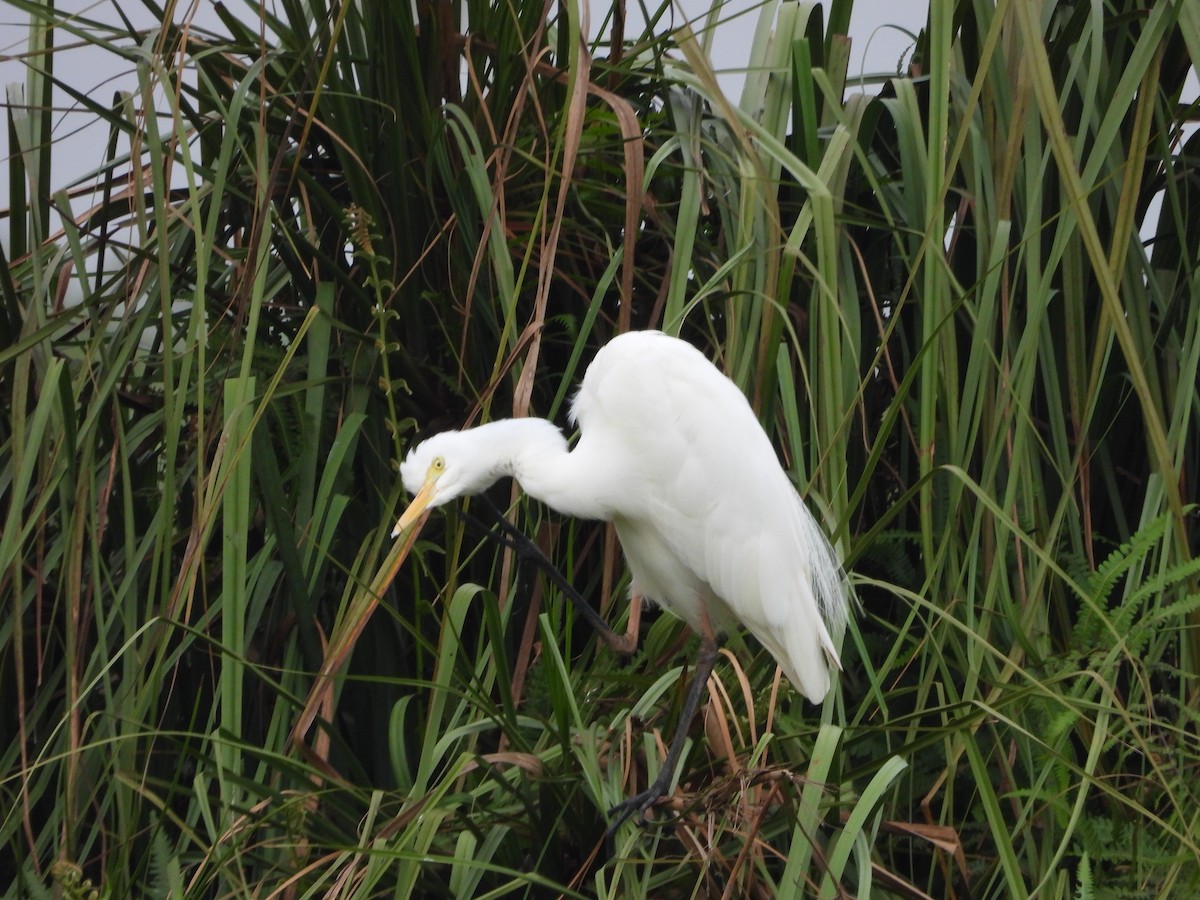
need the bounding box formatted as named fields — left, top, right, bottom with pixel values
left=395, top=330, right=847, bottom=703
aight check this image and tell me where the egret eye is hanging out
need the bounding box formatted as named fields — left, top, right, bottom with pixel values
left=431, top=456, right=446, bottom=473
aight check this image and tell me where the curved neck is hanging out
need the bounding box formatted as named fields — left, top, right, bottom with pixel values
left=474, top=418, right=611, bottom=520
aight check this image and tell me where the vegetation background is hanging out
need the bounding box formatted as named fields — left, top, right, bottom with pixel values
left=2, top=0, right=1198, bottom=896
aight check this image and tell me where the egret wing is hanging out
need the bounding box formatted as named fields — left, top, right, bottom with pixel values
left=574, top=332, right=845, bottom=702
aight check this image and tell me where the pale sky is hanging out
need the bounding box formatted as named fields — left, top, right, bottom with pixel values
left=4, top=1, right=1196, bottom=226
left=0, top=0, right=927, bottom=228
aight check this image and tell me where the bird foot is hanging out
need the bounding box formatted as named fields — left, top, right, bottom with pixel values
left=604, top=773, right=676, bottom=837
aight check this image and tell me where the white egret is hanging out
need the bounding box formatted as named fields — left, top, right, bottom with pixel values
left=393, top=330, right=848, bottom=823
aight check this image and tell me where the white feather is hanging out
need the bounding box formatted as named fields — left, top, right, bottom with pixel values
left=398, top=330, right=849, bottom=703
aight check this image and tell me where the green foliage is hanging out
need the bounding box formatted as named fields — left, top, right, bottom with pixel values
left=2, top=0, right=1199, bottom=897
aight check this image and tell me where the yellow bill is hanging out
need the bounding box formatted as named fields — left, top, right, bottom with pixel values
left=391, top=469, right=439, bottom=537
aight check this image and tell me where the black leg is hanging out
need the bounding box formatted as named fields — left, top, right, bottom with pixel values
left=605, top=633, right=720, bottom=836
left=470, top=496, right=637, bottom=654
left=471, top=494, right=714, bottom=835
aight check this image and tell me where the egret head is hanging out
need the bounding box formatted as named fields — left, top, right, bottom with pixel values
left=393, top=430, right=492, bottom=536
left=392, top=419, right=569, bottom=537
